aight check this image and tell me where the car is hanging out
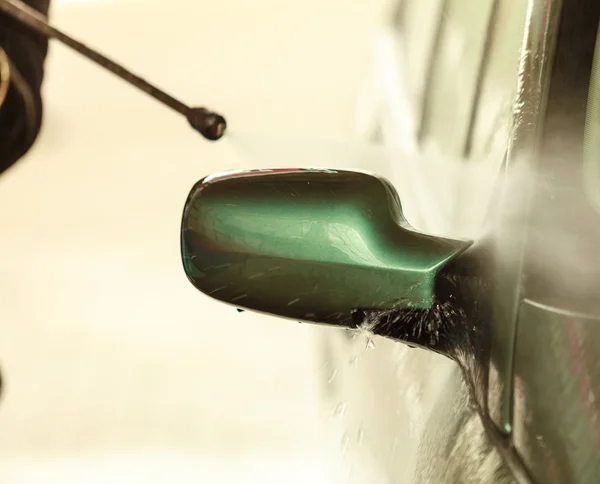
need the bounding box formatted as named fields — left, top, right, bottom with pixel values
left=181, top=0, right=600, bottom=482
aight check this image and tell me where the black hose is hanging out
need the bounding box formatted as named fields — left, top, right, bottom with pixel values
left=0, top=0, right=50, bottom=175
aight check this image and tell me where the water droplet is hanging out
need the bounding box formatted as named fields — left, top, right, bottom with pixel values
left=365, top=337, right=376, bottom=351
left=348, top=316, right=378, bottom=341
left=347, top=464, right=355, bottom=481
left=328, top=369, right=338, bottom=384
left=341, top=433, right=351, bottom=454
left=333, top=402, right=347, bottom=418
left=357, top=427, right=364, bottom=445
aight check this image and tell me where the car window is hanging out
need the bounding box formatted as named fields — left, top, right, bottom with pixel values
left=395, top=0, right=445, bottom=132
left=584, top=26, right=600, bottom=215
left=420, top=0, right=496, bottom=157
left=466, top=0, right=530, bottom=161
left=397, top=0, right=529, bottom=161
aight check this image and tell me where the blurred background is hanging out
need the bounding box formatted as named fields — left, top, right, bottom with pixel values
left=0, top=0, right=399, bottom=482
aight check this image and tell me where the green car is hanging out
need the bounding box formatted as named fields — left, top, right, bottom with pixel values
left=181, top=0, right=600, bottom=482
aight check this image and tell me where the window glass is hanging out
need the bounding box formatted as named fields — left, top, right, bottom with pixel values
left=584, top=26, right=600, bottom=215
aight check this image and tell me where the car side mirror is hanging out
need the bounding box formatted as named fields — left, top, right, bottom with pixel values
left=180, top=168, right=472, bottom=330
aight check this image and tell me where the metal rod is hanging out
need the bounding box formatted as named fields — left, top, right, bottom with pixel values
left=0, top=0, right=226, bottom=140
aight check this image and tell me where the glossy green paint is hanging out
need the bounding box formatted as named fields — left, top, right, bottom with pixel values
left=181, top=168, right=472, bottom=326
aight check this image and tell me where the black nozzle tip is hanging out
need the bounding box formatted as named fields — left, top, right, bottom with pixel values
left=187, top=107, right=227, bottom=141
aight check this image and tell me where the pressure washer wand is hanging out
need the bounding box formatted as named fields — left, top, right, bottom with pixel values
left=0, top=0, right=226, bottom=141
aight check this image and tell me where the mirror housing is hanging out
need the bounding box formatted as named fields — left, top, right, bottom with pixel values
left=181, top=168, right=472, bottom=327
